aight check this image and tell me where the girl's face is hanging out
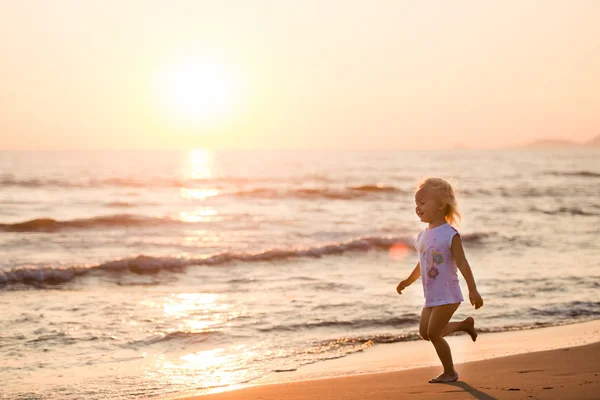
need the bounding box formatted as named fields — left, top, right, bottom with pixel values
left=415, top=189, right=445, bottom=223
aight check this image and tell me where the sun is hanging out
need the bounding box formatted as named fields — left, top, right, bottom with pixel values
left=153, top=58, right=240, bottom=125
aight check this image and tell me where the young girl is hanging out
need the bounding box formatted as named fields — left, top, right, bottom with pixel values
left=396, top=177, right=483, bottom=383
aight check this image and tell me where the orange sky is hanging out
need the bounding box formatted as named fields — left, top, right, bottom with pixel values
left=1, top=1, right=599, bottom=150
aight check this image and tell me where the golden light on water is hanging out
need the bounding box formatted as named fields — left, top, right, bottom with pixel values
left=183, top=233, right=224, bottom=245
left=141, top=292, right=232, bottom=333
left=140, top=294, right=258, bottom=392
left=179, top=208, right=218, bottom=223
left=187, top=149, right=212, bottom=180
left=161, top=293, right=225, bottom=319
left=180, top=188, right=220, bottom=200
left=179, top=348, right=228, bottom=370
left=179, top=149, right=220, bottom=201
left=157, top=346, right=256, bottom=392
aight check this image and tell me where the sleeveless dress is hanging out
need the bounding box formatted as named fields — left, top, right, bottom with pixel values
left=414, top=223, right=464, bottom=307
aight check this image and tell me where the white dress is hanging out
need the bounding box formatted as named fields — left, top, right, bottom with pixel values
left=414, top=223, right=464, bottom=307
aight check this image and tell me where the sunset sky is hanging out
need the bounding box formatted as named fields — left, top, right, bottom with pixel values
left=1, top=1, right=599, bottom=150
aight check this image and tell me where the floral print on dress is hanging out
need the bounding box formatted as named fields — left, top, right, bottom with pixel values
left=432, top=251, right=444, bottom=265
left=427, top=266, right=440, bottom=280
left=426, top=248, right=443, bottom=281
left=419, top=238, right=443, bottom=284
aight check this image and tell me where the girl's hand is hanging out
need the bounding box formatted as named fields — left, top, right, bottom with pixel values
left=396, top=279, right=410, bottom=295
left=469, top=290, right=484, bottom=309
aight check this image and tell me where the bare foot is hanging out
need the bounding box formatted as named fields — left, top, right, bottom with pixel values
left=464, top=316, right=477, bottom=342
left=429, top=372, right=459, bottom=383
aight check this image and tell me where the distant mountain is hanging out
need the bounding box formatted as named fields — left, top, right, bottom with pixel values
left=526, top=139, right=579, bottom=148
left=586, top=134, right=600, bottom=146
left=525, top=134, right=600, bottom=148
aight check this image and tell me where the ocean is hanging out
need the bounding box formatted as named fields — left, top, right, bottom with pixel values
left=1, top=149, right=599, bottom=399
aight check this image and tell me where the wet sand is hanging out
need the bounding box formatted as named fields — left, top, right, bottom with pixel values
left=176, top=344, right=599, bottom=399
left=168, top=320, right=600, bottom=400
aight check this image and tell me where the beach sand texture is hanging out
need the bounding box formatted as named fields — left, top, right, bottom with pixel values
left=168, top=320, right=600, bottom=400
left=179, top=342, right=600, bottom=400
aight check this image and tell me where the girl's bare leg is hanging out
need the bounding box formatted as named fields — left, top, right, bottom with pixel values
left=427, top=303, right=460, bottom=383
left=441, top=317, right=477, bottom=341
left=419, top=306, right=433, bottom=341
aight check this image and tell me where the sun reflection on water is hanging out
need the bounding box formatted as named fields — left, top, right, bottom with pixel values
left=141, top=293, right=235, bottom=334
left=180, top=187, right=220, bottom=200
left=179, top=149, right=220, bottom=200
left=163, top=293, right=227, bottom=317
left=178, top=208, right=218, bottom=223
left=186, top=149, right=212, bottom=180
left=156, top=346, right=258, bottom=391
left=140, top=292, right=261, bottom=392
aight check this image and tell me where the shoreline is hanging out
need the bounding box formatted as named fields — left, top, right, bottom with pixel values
left=164, top=319, right=600, bottom=399
left=178, top=342, right=600, bottom=400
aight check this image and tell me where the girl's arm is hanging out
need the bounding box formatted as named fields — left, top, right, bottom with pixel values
left=396, top=262, right=420, bottom=294
left=451, top=235, right=484, bottom=309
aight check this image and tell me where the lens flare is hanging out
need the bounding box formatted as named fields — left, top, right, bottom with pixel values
left=389, top=243, right=408, bottom=260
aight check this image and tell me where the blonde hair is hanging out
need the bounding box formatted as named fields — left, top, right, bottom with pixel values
left=417, top=178, right=461, bottom=227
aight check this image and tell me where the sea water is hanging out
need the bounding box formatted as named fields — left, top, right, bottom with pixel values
left=1, top=149, right=598, bottom=399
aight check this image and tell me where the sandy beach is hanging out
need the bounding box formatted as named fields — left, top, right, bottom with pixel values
left=168, top=320, right=600, bottom=400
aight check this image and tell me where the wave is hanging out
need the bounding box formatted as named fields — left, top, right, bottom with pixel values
left=309, top=318, right=600, bottom=353
left=259, top=309, right=600, bottom=336
left=305, top=323, right=557, bottom=351
left=0, top=212, right=254, bottom=233
left=104, top=201, right=136, bottom=208
left=0, top=177, right=83, bottom=189
left=529, top=301, right=600, bottom=318
left=546, top=170, right=600, bottom=178
left=349, top=184, right=403, bottom=193
left=2, top=174, right=409, bottom=201
left=236, top=184, right=597, bottom=200
left=8, top=176, right=596, bottom=202
left=258, top=316, right=420, bottom=332
left=0, top=176, right=206, bottom=189
left=308, top=333, right=424, bottom=357
left=0, top=233, right=488, bottom=287
left=0, top=215, right=499, bottom=235
left=464, top=187, right=587, bottom=198
left=127, top=331, right=216, bottom=347
left=0, top=175, right=330, bottom=189
left=530, top=206, right=598, bottom=217
left=0, top=214, right=172, bottom=232
left=233, top=185, right=407, bottom=200
left=24, top=329, right=219, bottom=350
left=0, top=236, right=412, bottom=286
